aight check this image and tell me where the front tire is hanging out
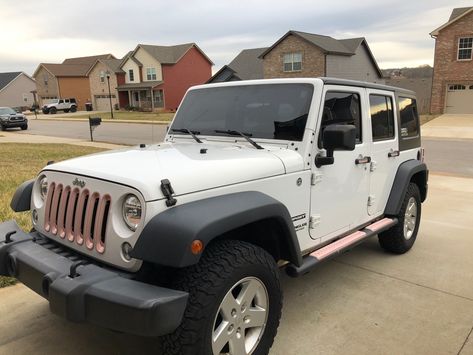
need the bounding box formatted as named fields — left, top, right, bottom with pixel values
left=70, top=105, right=77, bottom=113
left=378, top=183, right=421, bottom=254
left=162, top=240, right=282, bottom=355
left=21, top=124, right=28, bottom=130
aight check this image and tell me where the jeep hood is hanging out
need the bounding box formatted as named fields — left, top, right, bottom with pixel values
left=45, top=143, right=303, bottom=201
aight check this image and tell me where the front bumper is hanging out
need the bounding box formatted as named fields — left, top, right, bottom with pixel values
left=1, top=119, right=26, bottom=128
left=0, top=220, right=188, bottom=337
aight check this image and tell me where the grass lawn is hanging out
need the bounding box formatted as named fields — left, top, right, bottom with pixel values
left=0, top=143, right=106, bottom=287
left=57, top=111, right=175, bottom=122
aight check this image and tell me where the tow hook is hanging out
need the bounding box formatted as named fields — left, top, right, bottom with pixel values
left=5, top=231, right=16, bottom=244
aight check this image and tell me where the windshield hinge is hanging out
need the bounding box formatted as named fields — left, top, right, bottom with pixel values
left=160, top=179, right=177, bottom=207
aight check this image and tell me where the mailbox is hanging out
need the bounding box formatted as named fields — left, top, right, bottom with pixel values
left=89, top=116, right=102, bottom=141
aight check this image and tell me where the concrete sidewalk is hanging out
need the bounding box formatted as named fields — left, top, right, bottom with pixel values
left=0, top=130, right=124, bottom=150
left=0, top=173, right=472, bottom=354
left=422, top=114, right=473, bottom=140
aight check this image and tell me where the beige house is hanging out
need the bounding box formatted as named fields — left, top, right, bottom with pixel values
left=0, top=72, right=36, bottom=109
left=87, top=59, right=124, bottom=111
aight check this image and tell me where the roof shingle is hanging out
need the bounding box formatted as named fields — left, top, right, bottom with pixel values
left=0, top=72, right=22, bottom=91
left=449, top=7, right=473, bottom=21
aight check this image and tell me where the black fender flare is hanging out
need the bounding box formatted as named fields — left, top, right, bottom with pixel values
left=384, top=160, right=428, bottom=215
left=10, top=179, right=34, bottom=212
left=131, top=191, right=303, bottom=268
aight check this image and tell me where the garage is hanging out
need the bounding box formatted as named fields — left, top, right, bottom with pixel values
left=94, top=95, right=116, bottom=112
left=445, top=84, right=473, bottom=114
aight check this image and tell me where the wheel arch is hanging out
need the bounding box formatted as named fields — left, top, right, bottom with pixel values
left=384, top=159, right=428, bottom=216
left=131, top=191, right=303, bottom=268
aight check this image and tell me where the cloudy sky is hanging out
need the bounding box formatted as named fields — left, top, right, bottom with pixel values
left=0, top=0, right=471, bottom=75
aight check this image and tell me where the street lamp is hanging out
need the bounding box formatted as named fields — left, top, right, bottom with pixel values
left=105, top=70, right=114, bottom=119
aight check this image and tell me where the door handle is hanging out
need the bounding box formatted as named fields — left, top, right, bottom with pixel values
left=355, top=156, right=371, bottom=165
left=388, top=150, right=400, bottom=158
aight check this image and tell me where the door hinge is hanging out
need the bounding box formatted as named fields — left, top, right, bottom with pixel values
left=370, top=160, right=377, bottom=172
left=311, top=173, right=323, bottom=185
left=309, top=215, right=321, bottom=229
left=368, top=195, right=375, bottom=207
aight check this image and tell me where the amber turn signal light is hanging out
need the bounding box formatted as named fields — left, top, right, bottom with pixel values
left=191, top=240, right=204, bottom=255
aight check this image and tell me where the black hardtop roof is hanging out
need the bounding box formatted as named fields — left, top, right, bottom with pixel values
left=321, top=77, right=416, bottom=96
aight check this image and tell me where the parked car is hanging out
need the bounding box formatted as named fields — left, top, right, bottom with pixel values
left=42, top=98, right=77, bottom=114
left=0, top=106, right=28, bottom=130
left=1, top=78, right=428, bottom=355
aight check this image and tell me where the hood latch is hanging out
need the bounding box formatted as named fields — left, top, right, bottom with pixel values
left=160, top=179, right=177, bottom=207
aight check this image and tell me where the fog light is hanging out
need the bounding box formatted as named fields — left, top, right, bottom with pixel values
left=122, top=242, right=133, bottom=261
left=32, top=209, right=38, bottom=224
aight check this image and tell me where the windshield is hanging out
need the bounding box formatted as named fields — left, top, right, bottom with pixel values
left=0, top=107, right=16, bottom=115
left=171, top=84, right=314, bottom=141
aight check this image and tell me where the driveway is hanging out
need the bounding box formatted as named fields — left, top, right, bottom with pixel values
left=422, top=114, right=473, bottom=140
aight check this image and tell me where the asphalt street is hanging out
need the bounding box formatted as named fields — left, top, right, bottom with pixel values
left=18, top=119, right=169, bottom=145
left=13, top=119, right=473, bottom=177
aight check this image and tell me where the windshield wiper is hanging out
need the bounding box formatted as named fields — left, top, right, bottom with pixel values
left=170, top=128, right=203, bottom=143
left=214, top=130, right=264, bottom=150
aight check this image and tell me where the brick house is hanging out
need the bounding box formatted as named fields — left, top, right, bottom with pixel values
left=430, top=7, right=473, bottom=114
left=87, top=59, right=124, bottom=111
left=117, top=43, right=213, bottom=111
left=0, top=72, right=36, bottom=109
left=33, top=54, right=115, bottom=110
left=261, top=31, right=383, bottom=82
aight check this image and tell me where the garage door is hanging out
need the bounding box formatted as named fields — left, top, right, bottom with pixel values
left=94, top=96, right=111, bottom=111
left=446, top=84, right=473, bottom=114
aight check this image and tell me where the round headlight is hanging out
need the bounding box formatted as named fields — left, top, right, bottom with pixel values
left=39, top=177, right=48, bottom=200
left=122, top=194, right=142, bottom=231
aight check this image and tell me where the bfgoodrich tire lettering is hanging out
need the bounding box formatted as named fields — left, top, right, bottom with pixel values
left=378, top=183, right=421, bottom=254
left=162, top=240, right=282, bottom=355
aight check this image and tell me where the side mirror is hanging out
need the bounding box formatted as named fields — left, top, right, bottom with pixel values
left=315, top=124, right=356, bottom=167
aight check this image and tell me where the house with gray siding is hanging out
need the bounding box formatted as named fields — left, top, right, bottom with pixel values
left=260, top=31, right=384, bottom=83
left=0, top=72, right=36, bottom=109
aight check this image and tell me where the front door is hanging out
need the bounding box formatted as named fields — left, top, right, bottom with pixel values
left=310, top=86, right=371, bottom=244
left=366, top=89, right=400, bottom=216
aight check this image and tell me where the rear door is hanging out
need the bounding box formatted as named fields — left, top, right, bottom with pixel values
left=310, top=86, right=371, bottom=244
left=366, top=89, right=399, bottom=216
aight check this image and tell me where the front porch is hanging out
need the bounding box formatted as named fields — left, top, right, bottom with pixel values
left=117, top=81, right=165, bottom=111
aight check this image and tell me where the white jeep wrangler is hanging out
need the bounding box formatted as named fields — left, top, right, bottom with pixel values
left=1, top=78, right=428, bottom=355
left=42, top=98, right=77, bottom=114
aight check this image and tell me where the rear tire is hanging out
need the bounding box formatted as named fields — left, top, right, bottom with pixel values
left=70, top=106, right=77, bottom=113
left=378, top=183, right=421, bottom=254
left=162, top=240, right=282, bottom=355
left=49, top=107, right=57, bottom=114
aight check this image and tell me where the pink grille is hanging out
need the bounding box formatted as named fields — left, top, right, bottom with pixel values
left=44, top=182, right=111, bottom=254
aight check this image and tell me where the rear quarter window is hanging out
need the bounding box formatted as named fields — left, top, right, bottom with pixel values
left=398, top=97, right=419, bottom=138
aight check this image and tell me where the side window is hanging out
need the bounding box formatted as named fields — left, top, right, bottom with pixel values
left=319, top=91, right=362, bottom=147
left=398, top=97, right=419, bottom=138
left=58, top=99, right=64, bottom=104
left=369, top=95, right=395, bottom=141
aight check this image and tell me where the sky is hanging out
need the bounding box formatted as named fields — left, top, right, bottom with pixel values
left=0, top=0, right=471, bottom=75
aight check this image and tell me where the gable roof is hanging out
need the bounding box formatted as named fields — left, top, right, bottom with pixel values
left=260, top=30, right=357, bottom=58
left=430, top=7, right=473, bottom=36
left=0, top=72, right=22, bottom=91
left=137, top=43, right=214, bottom=65
left=228, top=47, right=268, bottom=79
left=87, top=58, right=125, bottom=76
left=38, top=63, right=91, bottom=77
left=62, top=54, right=115, bottom=66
